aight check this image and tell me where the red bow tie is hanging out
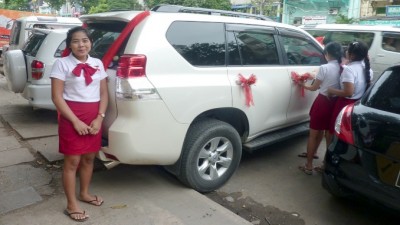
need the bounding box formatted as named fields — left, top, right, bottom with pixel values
left=72, top=63, right=97, bottom=85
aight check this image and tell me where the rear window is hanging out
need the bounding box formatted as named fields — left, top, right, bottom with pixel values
left=86, top=21, right=126, bottom=61
left=10, top=21, right=22, bottom=45
left=363, top=67, right=400, bottom=114
left=22, top=33, right=47, bottom=57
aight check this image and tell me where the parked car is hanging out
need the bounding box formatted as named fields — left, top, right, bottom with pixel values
left=299, top=24, right=400, bottom=82
left=79, top=5, right=326, bottom=192
left=3, top=28, right=67, bottom=110
left=323, top=65, right=400, bottom=212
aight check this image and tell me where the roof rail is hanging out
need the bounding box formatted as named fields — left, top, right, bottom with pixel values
left=151, top=4, right=273, bottom=21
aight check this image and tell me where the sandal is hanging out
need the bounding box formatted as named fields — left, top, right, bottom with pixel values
left=64, top=209, right=88, bottom=222
left=298, top=165, right=313, bottom=175
left=314, top=165, right=325, bottom=173
left=79, top=195, right=104, bottom=206
left=297, top=152, right=319, bottom=159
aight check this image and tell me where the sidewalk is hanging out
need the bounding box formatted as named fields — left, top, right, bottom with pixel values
left=0, top=74, right=251, bottom=225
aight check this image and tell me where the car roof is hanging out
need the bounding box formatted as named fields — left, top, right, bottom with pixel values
left=27, top=27, right=69, bottom=35
left=80, top=10, right=305, bottom=34
left=16, top=16, right=81, bottom=24
left=299, top=23, right=400, bottom=32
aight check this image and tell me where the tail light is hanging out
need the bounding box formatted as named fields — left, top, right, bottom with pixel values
left=115, top=54, right=159, bottom=100
left=334, top=103, right=355, bottom=145
left=31, top=60, right=45, bottom=80
left=116, top=54, right=146, bottom=78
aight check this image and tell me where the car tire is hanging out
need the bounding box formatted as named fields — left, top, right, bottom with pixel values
left=178, top=119, right=242, bottom=193
left=322, top=172, right=351, bottom=198
left=4, top=50, right=26, bottom=93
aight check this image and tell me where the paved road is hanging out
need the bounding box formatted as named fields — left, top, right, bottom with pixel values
left=0, top=74, right=251, bottom=225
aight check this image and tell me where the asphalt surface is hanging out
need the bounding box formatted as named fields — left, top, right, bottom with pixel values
left=0, top=73, right=251, bottom=225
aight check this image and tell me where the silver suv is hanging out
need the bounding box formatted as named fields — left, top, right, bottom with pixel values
left=81, top=6, right=325, bottom=192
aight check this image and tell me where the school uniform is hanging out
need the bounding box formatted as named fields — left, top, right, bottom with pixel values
left=309, top=60, right=340, bottom=130
left=329, top=61, right=372, bottom=134
left=50, top=54, right=108, bottom=155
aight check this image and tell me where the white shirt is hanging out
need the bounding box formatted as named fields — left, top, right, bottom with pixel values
left=316, top=60, right=341, bottom=96
left=50, top=54, right=108, bottom=102
left=340, top=61, right=372, bottom=100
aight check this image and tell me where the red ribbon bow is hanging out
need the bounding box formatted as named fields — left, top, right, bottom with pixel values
left=72, top=63, right=97, bottom=85
left=238, top=74, right=257, bottom=107
left=291, top=71, right=312, bottom=97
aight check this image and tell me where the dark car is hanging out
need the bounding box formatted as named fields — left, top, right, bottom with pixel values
left=323, top=65, right=400, bottom=212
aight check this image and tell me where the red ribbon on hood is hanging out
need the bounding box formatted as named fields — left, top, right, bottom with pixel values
left=291, top=71, right=313, bottom=97
left=238, top=74, right=257, bottom=107
left=72, top=63, right=97, bottom=85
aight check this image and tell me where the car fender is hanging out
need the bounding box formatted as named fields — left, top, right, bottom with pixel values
left=4, top=49, right=26, bottom=93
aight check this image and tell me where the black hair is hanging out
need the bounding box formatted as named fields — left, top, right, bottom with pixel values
left=66, top=26, right=93, bottom=49
left=323, top=41, right=343, bottom=73
left=347, top=41, right=371, bottom=89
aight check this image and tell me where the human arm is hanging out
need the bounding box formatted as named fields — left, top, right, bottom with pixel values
left=299, top=78, right=321, bottom=91
left=51, top=78, right=92, bottom=135
left=89, top=78, right=108, bottom=135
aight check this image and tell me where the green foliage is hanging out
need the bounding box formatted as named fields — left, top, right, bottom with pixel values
left=3, top=0, right=30, bottom=10
left=144, top=0, right=231, bottom=10
left=335, top=14, right=356, bottom=24
left=46, top=0, right=65, bottom=12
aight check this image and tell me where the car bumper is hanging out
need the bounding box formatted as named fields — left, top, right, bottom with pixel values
left=99, top=100, right=189, bottom=165
left=324, top=137, right=400, bottom=211
left=23, top=84, right=56, bottom=110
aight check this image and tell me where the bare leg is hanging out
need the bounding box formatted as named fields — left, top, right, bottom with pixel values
left=325, top=131, right=333, bottom=149
left=305, top=129, right=324, bottom=169
left=79, top=153, right=103, bottom=205
left=63, top=154, right=87, bottom=220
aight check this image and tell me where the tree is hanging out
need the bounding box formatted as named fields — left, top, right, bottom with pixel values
left=335, top=14, right=356, bottom=24
left=144, top=0, right=231, bottom=10
left=251, top=0, right=280, bottom=18
left=46, top=0, right=65, bottom=12
left=89, top=0, right=141, bottom=13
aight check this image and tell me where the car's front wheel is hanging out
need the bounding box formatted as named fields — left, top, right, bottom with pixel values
left=178, top=119, right=242, bottom=193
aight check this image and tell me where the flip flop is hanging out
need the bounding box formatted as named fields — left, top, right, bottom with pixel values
left=297, top=152, right=319, bottom=159
left=298, top=165, right=313, bottom=175
left=64, top=209, right=88, bottom=222
left=80, top=195, right=104, bottom=206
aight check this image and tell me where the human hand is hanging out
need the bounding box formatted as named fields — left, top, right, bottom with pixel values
left=89, top=117, right=103, bottom=135
left=73, top=120, right=92, bottom=136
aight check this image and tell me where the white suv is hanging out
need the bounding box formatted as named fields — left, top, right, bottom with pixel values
left=81, top=6, right=325, bottom=192
left=4, top=28, right=68, bottom=110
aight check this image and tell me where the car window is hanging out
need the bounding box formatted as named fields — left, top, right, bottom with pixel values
left=167, top=21, right=225, bottom=66
left=87, top=22, right=125, bottom=61
left=281, top=35, right=324, bottom=65
left=227, top=30, right=279, bottom=66
left=22, top=33, right=46, bottom=57
left=10, top=21, right=21, bottom=45
left=364, top=67, right=400, bottom=114
left=382, top=33, right=400, bottom=52
left=304, top=30, right=375, bottom=49
left=54, top=40, right=66, bottom=58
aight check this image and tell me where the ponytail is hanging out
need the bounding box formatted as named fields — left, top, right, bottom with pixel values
left=364, top=55, right=371, bottom=90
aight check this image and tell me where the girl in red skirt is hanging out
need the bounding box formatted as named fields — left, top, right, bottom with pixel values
left=50, top=26, right=108, bottom=222
left=328, top=41, right=372, bottom=135
left=297, top=42, right=343, bottom=175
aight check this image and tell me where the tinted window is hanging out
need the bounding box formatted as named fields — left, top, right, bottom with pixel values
left=22, top=33, right=46, bottom=57
left=382, top=33, right=400, bottom=52
left=305, top=30, right=374, bottom=49
left=167, top=21, right=225, bottom=66
left=281, top=35, right=324, bottom=65
left=10, top=21, right=21, bottom=45
left=227, top=30, right=279, bottom=65
left=364, top=68, right=400, bottom=114
left=54, top=40, right=66, bottom=58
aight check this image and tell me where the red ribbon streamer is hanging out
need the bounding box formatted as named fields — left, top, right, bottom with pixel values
left=291, top=71, right=312, bottom=97
left=72, top=63, right=97, bottom=85
left=238, top=74, right=257, bottom=107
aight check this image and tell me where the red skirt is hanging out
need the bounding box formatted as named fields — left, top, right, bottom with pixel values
left=58, top=101, right=101, bottom=155
left=329, top=97, right=357, bottom=134
left=309, top=94, right=337, bottom=130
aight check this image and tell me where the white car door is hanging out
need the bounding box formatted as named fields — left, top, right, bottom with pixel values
left=277, top=29, right=323, bottom=124
left=226, top=24, right=291, bottom=137
left=371, top=32, right=400, bottom=81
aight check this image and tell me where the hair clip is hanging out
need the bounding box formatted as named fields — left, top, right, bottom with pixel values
left=352, top=41, right=359, bottom=46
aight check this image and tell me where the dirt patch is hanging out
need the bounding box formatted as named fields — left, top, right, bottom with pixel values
left=205, top=191, right=305, bottom=225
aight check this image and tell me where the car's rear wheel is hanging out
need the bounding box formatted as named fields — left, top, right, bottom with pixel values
left=4, top=50, right=27, bottom=93
left=178, top=119, right=242, bottom=193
